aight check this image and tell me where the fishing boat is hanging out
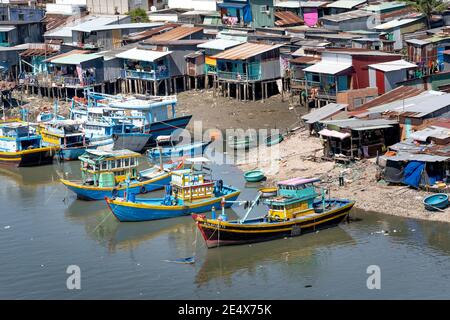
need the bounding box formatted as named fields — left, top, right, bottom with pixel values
left=105, top=157, right=241, bottom=222
left=244, top=169, right=265, bottom=182
left=227, top=135, right=255, bottom=150
left=37, top=120, right=88, bottom=161
left=71, top=90, right=193, bottom=152
left=147, top=135, right=211, bottom=159
left=423, top=193, right=449, bottom=211
left=266, top=133, right=284, bottom=146
left=61, top=149, right=174, bottom=201
left=0, top=120, right=57, bottom=167
left=193, top=177, right=355, bottom=248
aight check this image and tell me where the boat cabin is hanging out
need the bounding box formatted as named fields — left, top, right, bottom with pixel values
left=265, top=178, right=321, bottom=221
left=170, top=169, right=214, bottom=202
left=79, top=149, right=141, bottom=187
left=0, top=121, right=42, bottom=152
left=38, top=120, right=86, bottom=148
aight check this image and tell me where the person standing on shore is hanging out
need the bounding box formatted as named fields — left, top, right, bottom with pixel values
left=339, top=171, right=345, bottom=187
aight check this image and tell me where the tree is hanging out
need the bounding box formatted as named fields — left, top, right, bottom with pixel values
left=406, top=0, right=449, bottom=29
left=127, top=8, right=150, bottom=23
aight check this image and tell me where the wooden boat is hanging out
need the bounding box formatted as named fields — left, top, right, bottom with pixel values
left=423, top=194, right=449, bottom=211
left=105, top=157, right=241, bottom=222
left=61, top=149, right=174, bottom=201
left=227, top=135, right=255, bottom=150
left=37, top=120, right=88, bottom=161
left=193, top=177, right=355, bottom=248
left=0, top=120, right=57, bottom=167
left=244, top=169, right=265, bottom=182
left=266, top=133, right=284, bottom=146
left=259, top=187, right=277, bottom=198
left=147, top=135, right=211, bottom=159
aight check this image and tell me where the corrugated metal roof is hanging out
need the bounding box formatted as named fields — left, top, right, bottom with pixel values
left=375, top=18, right=422, bottom=30
left=211, top=42, right=284, bottom=61
left=303, top=62, right=352, bottom=75
left=49, top=53, right=101, bottom=65
left=197, top=39, right=243, bottom=51
left=150, top=26, right=203, bottom=42
left=302, top=103, right=348, bottom=124
left=410, top=126, right=450, bottom=142
left=300, top=1, right=329, bottom=8
left=321, top=10, right=373, bottom=22
left=75, top=22, right=164, bottom=32
left=45, top=50, right=90, bottom=62
left=289, top=56, right=320, bottom=64
left=321, top=118, right=398, bottom=129
left=115, top=48, right=172, bottom=62
left=327, top=0, right=367, bottom=9
left=70, top=16, right=127, bottom=33
left=366, top=91, right=450, bottom=118
left=363, top=2, right=407, bottom=12
left=382, top=153, right=449, bottom=162
left=368, top=59, right=417, bottom=72
left=274, top=11, right=304, bottom=26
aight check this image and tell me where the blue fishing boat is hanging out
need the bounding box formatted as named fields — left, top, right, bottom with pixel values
left=194, top=177, right=355, bottom=248
left=37, top=120, right=88, bottom=161
left=423, top=194, right=449, bottom=211
left=148, top=135, right=211, bottom=159
left=105, top=157, right=241, bottom=222
left=61, top=149, right=176, bottom=201
left=72, top=89, right=192, bottom=152
left=0, top=119, right=57, bottom=167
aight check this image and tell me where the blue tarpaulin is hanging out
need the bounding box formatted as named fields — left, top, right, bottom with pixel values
left=243, top=5, right=252, bottom=23
left=403, top=161, right=425, bottom=188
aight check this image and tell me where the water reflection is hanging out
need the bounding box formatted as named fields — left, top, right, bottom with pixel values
left=195, top=225, right=355, bottom=287
left=0, top=164, right=61, bottom=186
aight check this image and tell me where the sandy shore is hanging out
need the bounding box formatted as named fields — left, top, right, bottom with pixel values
left=238, top=129, right=450, bottom=223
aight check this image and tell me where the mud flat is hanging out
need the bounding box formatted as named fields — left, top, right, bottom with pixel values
left=238, top=129, right=450, bottom=223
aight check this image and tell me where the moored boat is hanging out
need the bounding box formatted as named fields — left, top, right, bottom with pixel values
left=423, top=193, right=449, bottom=211
left=37, top=120, right=88, bottom=161
left=193, top=177, right=355, bottom=248
left=61, top=149, right=174, bottom=200
left=105, top=157, right=241, bottom=222
left=244, top=169, right=265, bottom=182
left=0, top=120, right=57, bottom=167
left=148, top=135, right=211, bottom=159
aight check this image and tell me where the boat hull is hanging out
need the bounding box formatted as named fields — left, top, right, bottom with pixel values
left=60, top=172, right=170, bottom=201
left=112, top=133, right=150, bottom=153
left=0, top=147, right=56, bottom=167
left=144, top=115, right=193, bottom=146
left=105, top=188, right=240, bottom=222
left=148, top=141, right=211, bottom=159
left=193, top=199, right=355, bottom=248
left=58, top=147, right=87, bottom=161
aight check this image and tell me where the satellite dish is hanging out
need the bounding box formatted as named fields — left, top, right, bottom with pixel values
left=151, top=6, right=157, bottom=12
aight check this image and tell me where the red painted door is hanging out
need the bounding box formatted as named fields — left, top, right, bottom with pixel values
left=376, top=70, right=385, bottom=95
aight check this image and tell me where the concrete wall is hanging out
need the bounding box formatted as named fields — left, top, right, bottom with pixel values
left=87, top=0, right=149, bottom=14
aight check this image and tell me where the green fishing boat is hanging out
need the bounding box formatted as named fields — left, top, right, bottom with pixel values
left=244, top=169, right=265, bottom=182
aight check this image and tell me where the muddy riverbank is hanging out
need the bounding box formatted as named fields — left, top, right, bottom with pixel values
left=238, top=129, right=450, bottom=223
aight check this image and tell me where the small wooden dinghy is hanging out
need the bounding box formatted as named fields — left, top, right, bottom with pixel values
left=266, top=133, right=284, bottom=146
left=423, top=194, right=449, bottom=211
left=259, top=187, right=277, bottom=198
left=244, top=169, right=265, bottom=182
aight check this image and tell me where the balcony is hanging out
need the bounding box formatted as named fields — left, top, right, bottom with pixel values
left=216, top=71, right=261, bottom=82
left=121, top=69, right=169, bottom=81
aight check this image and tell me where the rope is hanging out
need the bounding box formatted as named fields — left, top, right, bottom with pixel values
left=90, top=211, right=113, bottom=235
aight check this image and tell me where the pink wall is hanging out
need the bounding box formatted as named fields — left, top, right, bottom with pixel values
left=303, top=8, right=318, bottom=27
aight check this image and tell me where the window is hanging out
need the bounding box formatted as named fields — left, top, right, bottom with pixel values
left=116, top=159, right=121, bottom=168
left=366, top=96, right=375, bottom=102
left=130, top=158, right=135, bottom=166
left=124, top=158, right=130, bottom=167
left=260, top=5, right=269, bottom=13
left=110, top=160, right=116, bottom=169
left=101, top=161, right=107, bottom=170
left=18, top=13, right=24, bottom=21
left=353, top=98, right=363, bottom=107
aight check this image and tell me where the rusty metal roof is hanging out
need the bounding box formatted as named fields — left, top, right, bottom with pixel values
left=149, top=26, right=203, bottom=42
left=123, top=24, right=178, bottom=43
left=275, top=11, right=303, bottom=27
left=211, top=42, right=284, bottom=60
left=289, top=56, right=320, bottom=64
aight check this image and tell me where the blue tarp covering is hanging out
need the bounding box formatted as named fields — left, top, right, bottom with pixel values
left=243, top=5, right=252, bottom=23
left=403, top=161, right=424, bottom=188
